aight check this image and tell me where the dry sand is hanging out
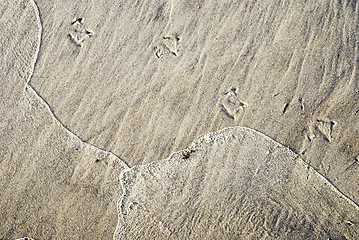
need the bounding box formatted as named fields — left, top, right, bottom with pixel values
left=1, top=0, right=359, bottom=239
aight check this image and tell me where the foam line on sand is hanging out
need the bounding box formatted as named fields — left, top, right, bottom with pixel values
left=26, top=0, right=128, bottom=170
left=116, top=126, right=359, bottom=239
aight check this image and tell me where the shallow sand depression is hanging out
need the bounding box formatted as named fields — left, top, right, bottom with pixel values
left=1, top=0, right=359, bottom=239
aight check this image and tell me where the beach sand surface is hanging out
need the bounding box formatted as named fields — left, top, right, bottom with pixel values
left=117, top=127, right=359, bottom=239
left=28, top=0, right=359, bottom=204
left=0, top=1, right=127, bottom=239
left=1, top=0, right=359, bottom=239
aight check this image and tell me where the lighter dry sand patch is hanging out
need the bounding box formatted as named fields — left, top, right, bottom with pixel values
left=117, top=127, right=359, bottom=239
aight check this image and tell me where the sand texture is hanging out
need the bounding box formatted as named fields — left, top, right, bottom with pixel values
left=0, top=1, right=127, bottom=239
left=117, top=127, right=359, bottom=239
left=26, top=0, right=359, bottom=203
left=1, top=0, right=359, bottom=239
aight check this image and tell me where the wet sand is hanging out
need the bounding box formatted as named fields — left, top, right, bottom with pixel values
left=1, top=0, right=359, bottom=239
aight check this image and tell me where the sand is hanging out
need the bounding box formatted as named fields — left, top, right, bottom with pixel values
left=1, top=0, right=359, bottom=239
left=1, top=1, right=127, bottom=239
left=117, top=127, right=359, bottom=239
